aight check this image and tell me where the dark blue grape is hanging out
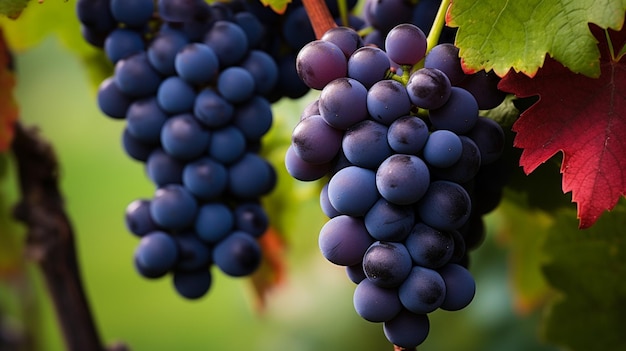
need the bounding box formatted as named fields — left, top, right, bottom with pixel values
left=182, top=157, right=228, bottom=200
left=416, top=180, right=471, bottom=231
left=122, top=127, right=154, bottom=162
left=239, top=50, right=279, bottom=95
left=422, top=130, right=463, bottom=168
left=296, top=40, right=347, bottom=90
left=145, top=148, right=184, bottom=186
left=347, top=46, right=390, bottom=89
left=125, top=199, right=158, bottom=237
left=228, top=153, right=275, bottom=199
left=383, top=309, right=430, bottom=348
left=234, top=202, right=269, bottom=238
left=292, top=114, right=343, bottom=165
left=464, top=116, right=505, bottom=165
left=319, top=77, right=369, bottom=130
left=364, top=198, right=415, bottom=242
left=284, top=145, right=332, bottom=182
left=125, top=97, right=168, bottom=144
left=194, top=88, right=234, bottom=128
left=174, top=233, right=211, bottom=271
left=160, top=114, right=210, bottom=160
left=406, top=67, right=452, bottom=110
left=104, top=28, right=145, bottom=63
left=175, top=43, right=219, bottom=85
left=353, top=278, right=403, bottom=322
left=217, top=66, right=255, bottom=104
left=366, top=79, right=411, bottom=125
left=346, top=263, right=367, bottom=284
left=207, top=126, right=246, bottom=164
left=319, top=183, right=340, bottom=218
left=424, top=43, right=465, bottom=86
left=318, top=215, right=374, bottom=266
left=362, top=241, right=413, bottom=288
left=232, top=96, right=272, bottom=141
left=430, top=136, right=482, bottom=184
left=194, top=202, right=234, bottom=244
left=213, top=231, right=262, bottom=277
left=398, top=266, right=446, bottom=313
left=405, top=222, right=455, bottom=269
left=438, top=263, right=475, bottom=311
left=110, top=0, right=154, bottom=27
left=327, top=166, right=379, bottom=216
left=387, top=116, right=429, bottom=155
left=147, top=29, right=189, bottom=76
left=150, top=184, right=197, bottom=230
left=429, top=87, right=478, bottom=134
left=321, top=26, right=363, bottom=58
left=385, top=23, right=427, bottom=65
left=97, top=77, right=132, bottom=119
left=376, top=154, right=430, bottom=205
left=134, top=231, right=179, bottom=278
left=204, top=20, right=249, bottom=67
left=172, top=269, right=212, bottom=299
left=157, top=76, right=196, bottom=114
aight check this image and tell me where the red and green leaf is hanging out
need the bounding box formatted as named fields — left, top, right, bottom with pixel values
left=499, top=25, right=626, bottom=228
left=0, top=27, right=18, bottom=152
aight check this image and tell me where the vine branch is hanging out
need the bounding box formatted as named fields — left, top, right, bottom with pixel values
left=10, top=122, right=127, bottom=351
left=302, top=0, right=338, bottom=39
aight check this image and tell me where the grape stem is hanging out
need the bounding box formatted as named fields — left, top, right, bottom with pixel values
left=302, top=0, right=338, bottom=38
left=394, top=345, right=417, bottom=351
left=11, top=122, right=128, bottom=351
left=425, top=0, right=450, bottom=54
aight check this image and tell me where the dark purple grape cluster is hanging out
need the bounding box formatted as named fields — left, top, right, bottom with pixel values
left=77, top=0, right=286, bottom=299
left=287, top=23, right=507, bottom=348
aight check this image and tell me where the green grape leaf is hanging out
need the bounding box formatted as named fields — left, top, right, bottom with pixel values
left=0, top=0, right=31, bottom=19
left=447, top=0, right=626, bottom=77
left=541, top=204, right=626, bottom=351
left=259, top=0, right=291, bottom=14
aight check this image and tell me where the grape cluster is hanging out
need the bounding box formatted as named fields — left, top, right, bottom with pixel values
left=287, top=24, right=506, bottom=348
left=77, top=0, right=281, bottom=299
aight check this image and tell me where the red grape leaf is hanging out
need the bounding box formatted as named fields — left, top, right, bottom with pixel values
left=0, top=28, right=18, bottom=153
left=499, top=24, right=626, bottom=229
left=249, top=226, right=287, bottom=310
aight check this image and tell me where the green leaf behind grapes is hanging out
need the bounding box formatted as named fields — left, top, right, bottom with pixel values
left=447, top=0, right=626, bottom=77
left=259, top=0, right=292, bottom=14
left=0, top=0, right=31, bottom=19
left=540, top=204, right=626, bottom=351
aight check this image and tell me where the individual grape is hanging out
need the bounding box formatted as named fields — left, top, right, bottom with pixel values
left=318, top=215, right=374, bottom=266
left=234, top=11, right=265, bottom=48
left=203, top=20, right=249, bottom=67
left=438, top=263, right=476, bottom=311
left=342, top=120, right=393, bottom=169
left=109, top=0, right=154, bottom=27
left=422, top=130, right=463, bottom=168
left=376, top=154, right=430, bottom=205
left=217, top=67, right=256, bottom=104
left=174, top=232, right=211, bottom=271
left=321, top=26, right=363, bottom=58
left=194, top=202, right=234, bottom=244
left=182, top=157, right=228, bottom=200
left=362, top=241, right=413, bottom=288
left=284, top=145, right=332, bottom=182
left=319, top=183, right=340, bottom=218
left=228, top=153, right=275, bottom=199
left=160, top=114, right=210, bottom=160
left=125, top=199, right=158, bottom=237
left=398, top=266, right=446, bottom=314
left=346, top=263, right=366, bottom=284
left=366, top=0, right=414, bottom=33
left=385, top=24, right=427, bottom=65
left=147, top=30, right=189, bottom=76
left=232, top=96, right=272, bottom=141
left=366, top=79, right=411, bottom=125
left=319, top=77, right=368, bottom=130
left=134, top=231, right=179, bottom=278
left=416, top=180, right=472, bottom=231
left=194, top=88, right=234, bottom=128
left=207, top=126, right=246, bottom=164
left=158, top=0, right=205, bottom=22
left=387, top=116, right=429, bottom=155
left=383, top=309, right=430, bottom=349
left=122, top=127, right=153, bottom=162
left=404, top=223, right=455, bottom=269
left=145, top=148, right=184, bottom=186
left=97, top=77, right=132, bottom=119
left=347, top=46, right=390, bottom=89
left=157, top=76, right=196, bottom=114
left=282, top=6, right=315, bottom=50
left=80, top=24, right=111, bottom=48
left=173, top=269, right=212, bottom=299
left=174, top=43, right=219, bottom=85
left=77, top=0, right=115, bottom=46
left=406, top=67, right=451, bottom=110
left=234, top=202, right=269, bottom=238
left=300, top=99, right=320, bottom=120
left=150, top=184, right=198, bottom=230
left=428, top=87, right=479, bottom=134
left=327, top=166, right=379, bottom=217
left=239, top=50, right=279, bottom=95
left=430, top=136, right=481, bottom=184
left=424, top=43, right=465, bottom=85
left=458, top=69, right=506, bottom=110
left=125, top=97, right=168, bottom=144
left=296, top=40, right=347, bottom=90
left=114, top=52, right=162, bottom=98
left=448, top=229, right=467, bottom=264
left=353, top=278, right=403, bottom=322
left=104, top=28, right=145, bottom=63
left=363, top=29, right=385, bottom=49
left=364, top=198, right=415, bottom=242
left=291, top=114, right=343, bottom=165
left=213, top=231, right=262, bottom=277
left=464, top=116, right=505, bottom=165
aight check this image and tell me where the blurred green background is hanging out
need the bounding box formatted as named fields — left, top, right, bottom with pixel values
left=0, top=35, right=561, bottom=351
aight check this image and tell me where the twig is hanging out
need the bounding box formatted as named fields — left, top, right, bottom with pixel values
left=10, top=122, right=127, bottom=351
left=302, top=0, right=338, bottom=39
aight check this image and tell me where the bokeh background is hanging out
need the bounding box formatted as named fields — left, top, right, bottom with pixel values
left=0, top=28, right=562, bottom=351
